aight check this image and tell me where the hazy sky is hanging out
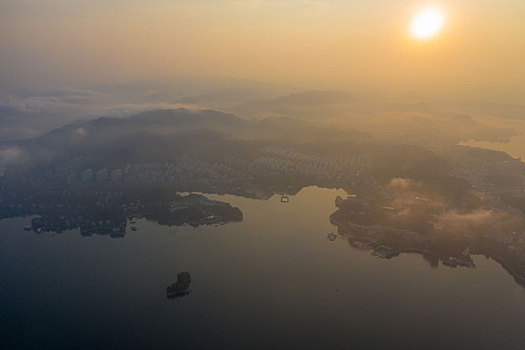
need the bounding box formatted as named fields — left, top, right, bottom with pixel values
left=1, top=0, right=524, bottom=102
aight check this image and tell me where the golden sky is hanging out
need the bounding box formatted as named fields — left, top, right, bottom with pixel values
left=1, top=0, right=524, bottom=102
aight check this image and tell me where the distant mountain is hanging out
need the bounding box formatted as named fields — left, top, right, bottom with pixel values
left=73, top=108, right=243, bottom=132
left=175, top=87, right=292, bottom=110
left=33, top=108, right=243, bottom=141
left=456, top=101, right=525, bottom=120
left=11, top=109, right=246, bottom=165
left=232, top=90, right=354, bottom=116
left=253, top=116, right=369, bottom=143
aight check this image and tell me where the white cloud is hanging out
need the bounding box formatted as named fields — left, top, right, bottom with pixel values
left=0, top=146, right=24, bottom=166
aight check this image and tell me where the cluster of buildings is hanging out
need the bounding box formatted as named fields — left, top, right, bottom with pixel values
left=80, top=168, right=122, bottom=183
left=43, top=156, right=250, bottom=187
left=42, top=146, right=370, bottom=189
left=120, top=157, right=248, bottom=185
left=448, top=150, right=525, bottom=195
left=226, top=146, right=365, bottom=183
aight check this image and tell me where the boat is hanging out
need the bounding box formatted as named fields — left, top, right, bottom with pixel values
left=443, top=256, right=458, bottom=267
left=327, top=232, right=337, bottom=241
left=351, top=241, right=370, bottom=249
left=371, top=246, right=395, bottom=259
left=280, top=195, right=290, bottom=203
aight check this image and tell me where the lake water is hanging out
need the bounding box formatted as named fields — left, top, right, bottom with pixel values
left=2, top=186, right=525, bottom=349
left=460, top=119, right=525, bottom=160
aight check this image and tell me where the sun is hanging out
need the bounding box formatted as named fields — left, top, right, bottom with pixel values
left=411, top=8, right=446, bottom=40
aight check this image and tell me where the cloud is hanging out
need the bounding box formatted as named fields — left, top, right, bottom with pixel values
left=388, top=178, right=422, bottom=191
left=0, top=85, right=193, bottom=141
left=0, top=147, right=25, bottom=166
left=87, top=102, right=191, bottom=118
left=75, top=127, right=87, bottom=136
left=382, top=177, right=525, bottom=235
left=435, top=209, right=503, bottom=234
left=0, top=88, right=99, bottom=115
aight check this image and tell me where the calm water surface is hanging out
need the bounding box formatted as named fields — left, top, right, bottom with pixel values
left=2, top=186, right=525, bottom=349
left=461, top=119, right=525, bottom=160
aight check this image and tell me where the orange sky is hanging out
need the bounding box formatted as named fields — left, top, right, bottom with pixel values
left=1, top=0, right=524, bottom=102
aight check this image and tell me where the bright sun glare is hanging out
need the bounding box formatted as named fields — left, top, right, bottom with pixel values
left=411, top=8, right=446, bottom=40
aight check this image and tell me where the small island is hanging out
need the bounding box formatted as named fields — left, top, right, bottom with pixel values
left=166, top=272, right=192, bottom=298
